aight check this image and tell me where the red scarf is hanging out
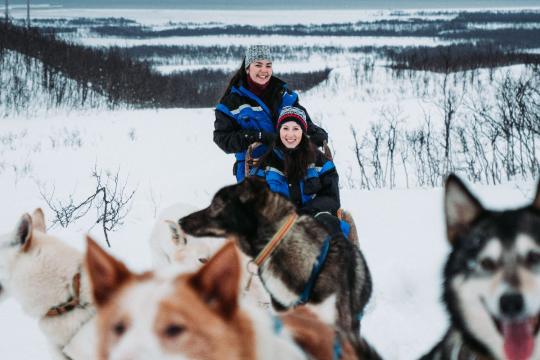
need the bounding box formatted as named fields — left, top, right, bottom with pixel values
left=247, top=76, right=270, bottom=98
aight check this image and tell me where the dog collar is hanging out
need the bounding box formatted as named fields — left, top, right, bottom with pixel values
left=45, top=271, right=82, bottom=317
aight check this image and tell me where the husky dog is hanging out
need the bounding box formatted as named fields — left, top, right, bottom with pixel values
left=86, top=238, right=366, bottom=360
left=149, top=202, right=271, bottom=307
left=178, top=177, right=372, bottom=339
left=149, top=202, right=217, bottom=268
left=0, top=209, right=96, bottom=360
left=421, top=174, right=540, bottom=360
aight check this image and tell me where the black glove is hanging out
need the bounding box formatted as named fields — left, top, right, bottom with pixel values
left=242, top=130, right=259, bottom=143
left=308, top=131, right=328, bottom=147
left=258, top=131, right=277, bottom=145
left=314, top=212, right=342, bottom=236
left=242, top=130, right=276, bottom=145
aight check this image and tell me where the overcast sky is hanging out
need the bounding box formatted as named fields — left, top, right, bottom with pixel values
left=9, top=0, right=540, bottom=10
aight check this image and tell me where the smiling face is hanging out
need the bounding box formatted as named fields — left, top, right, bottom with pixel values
left=87, top=239, right=258, bottom=360
left=449, top=232, right=540, bottom=360
left=279, top=121, right=303, bottom=149
left=246, top=60, right=272, bottom=86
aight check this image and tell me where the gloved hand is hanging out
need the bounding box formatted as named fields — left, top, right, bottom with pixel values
left=313, top=212, right=342, bottom=236
left=308, top=131, right=328, bottom=147
left=242, top=130, right=259, bottom=143
left=242, top=130, right=276, bottom=145
left=258, top=131, right=277, bottom=145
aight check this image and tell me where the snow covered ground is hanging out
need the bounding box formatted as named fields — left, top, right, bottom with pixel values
left=0, top=106, right=536, bottom=359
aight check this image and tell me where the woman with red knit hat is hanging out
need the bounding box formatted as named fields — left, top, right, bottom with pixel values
left=214, top=45, right=328, bottom=182
left=251, top=106, right=344, bottom=236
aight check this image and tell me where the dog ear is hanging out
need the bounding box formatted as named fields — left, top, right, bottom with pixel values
left=445, top=174, right=484, bottom=245
left=238, top=177, right=267, bottom=203
left=165, top=220, right=187, bottom=247
left=31, top=208, right=46, bottom=233
left=85, top=236, right=132, bottom=308
left=16, top=213, right=33, bottom=252
left=188, top=241, right=240, bottom=320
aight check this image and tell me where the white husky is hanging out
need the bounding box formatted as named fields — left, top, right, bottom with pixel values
left=0, top=209, right=96, bottom=360
left=149, top=202, right=270, bottom=307
left=149, top=202, right=220, bottom=268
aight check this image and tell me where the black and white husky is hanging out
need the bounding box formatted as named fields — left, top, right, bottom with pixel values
left=178, top=177, right=373, bottom=341
left=421, top=174, right=540, bottom=360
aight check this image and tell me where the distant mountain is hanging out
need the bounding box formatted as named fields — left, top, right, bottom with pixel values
left=9, top=0, right=540, bottom=10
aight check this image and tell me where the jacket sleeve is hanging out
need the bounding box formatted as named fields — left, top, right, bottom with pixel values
left=300, top=163, right=340, bottom=216
left=213, top=108, right=259, bottom=154
left=294, top=102, right=328, bottom=147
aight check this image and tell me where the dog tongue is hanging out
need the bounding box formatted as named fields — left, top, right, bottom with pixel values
left=502, top=319, right=535, bottom=360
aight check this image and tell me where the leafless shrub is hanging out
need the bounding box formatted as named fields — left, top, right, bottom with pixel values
left=40, top=166, right=136, bottom=247
left=350, top=67, right=540, bottom=189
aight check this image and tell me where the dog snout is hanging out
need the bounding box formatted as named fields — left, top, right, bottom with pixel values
left=499, top=293, right=524, bottom=317
left=179, top=210, right=206, bottom=235
left=178, top=216, right=192, bottom=233
left=178, top=217, right=186, bottom=228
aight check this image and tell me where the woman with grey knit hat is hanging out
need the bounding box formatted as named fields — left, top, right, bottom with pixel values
left=214, top=44, right=328, bottom=182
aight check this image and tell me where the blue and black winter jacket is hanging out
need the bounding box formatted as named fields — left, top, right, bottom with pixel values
left=214, top=77, right=328, bottom=182
left=250, top=148, right=340, bottom=216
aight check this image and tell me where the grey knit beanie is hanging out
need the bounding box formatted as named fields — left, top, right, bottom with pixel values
left=245, top=45, right=272, bottom=69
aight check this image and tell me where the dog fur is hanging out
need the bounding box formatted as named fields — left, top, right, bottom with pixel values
left=0, top=209, right=96, bottom=360
left=86, top=238, right=369, bottom=360
left=421, top=174, right=540, bottom=360
left=149, top=202, right=217, bottom=268
left=178, top=177, right=373, bottom=340
left=149, top=202, right=270, bottom=308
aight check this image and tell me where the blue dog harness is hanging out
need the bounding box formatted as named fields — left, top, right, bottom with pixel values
left=294, top=235, right=331, bottom=306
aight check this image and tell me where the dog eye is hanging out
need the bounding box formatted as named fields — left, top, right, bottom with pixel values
left=525, top=251, right=540, bottom=267
left=479, top=258, right=498, bottom=272
left=210, top=200, right=224, bottom=213
left=164, top=324, right=185, bottom=338
left=112, top=321, right=127, bottom=337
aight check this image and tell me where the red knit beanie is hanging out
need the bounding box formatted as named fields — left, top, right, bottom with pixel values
left=276, top=106, right=307, bottom=132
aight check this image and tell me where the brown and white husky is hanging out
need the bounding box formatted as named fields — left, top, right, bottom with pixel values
left=86, top=238, right=373, bottom=360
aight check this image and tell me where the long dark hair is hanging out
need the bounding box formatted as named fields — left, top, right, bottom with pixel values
left=219, top=59, right=247, bottom=103
left=279, top=133, right=316, bottom=182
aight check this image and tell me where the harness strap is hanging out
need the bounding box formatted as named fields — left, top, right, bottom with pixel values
left=272, top=316, right=284, bottom=334
left=333, top=334, right=343, bottom=360
left=245, top=213, right=298, bottom=292
left=245, top=142, right=262, bottom=178
left=253, top=213, right=298, bottom=267
left=295, top=235, right=331, bottom=306
left=45, top=272, right=82, bottom=317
